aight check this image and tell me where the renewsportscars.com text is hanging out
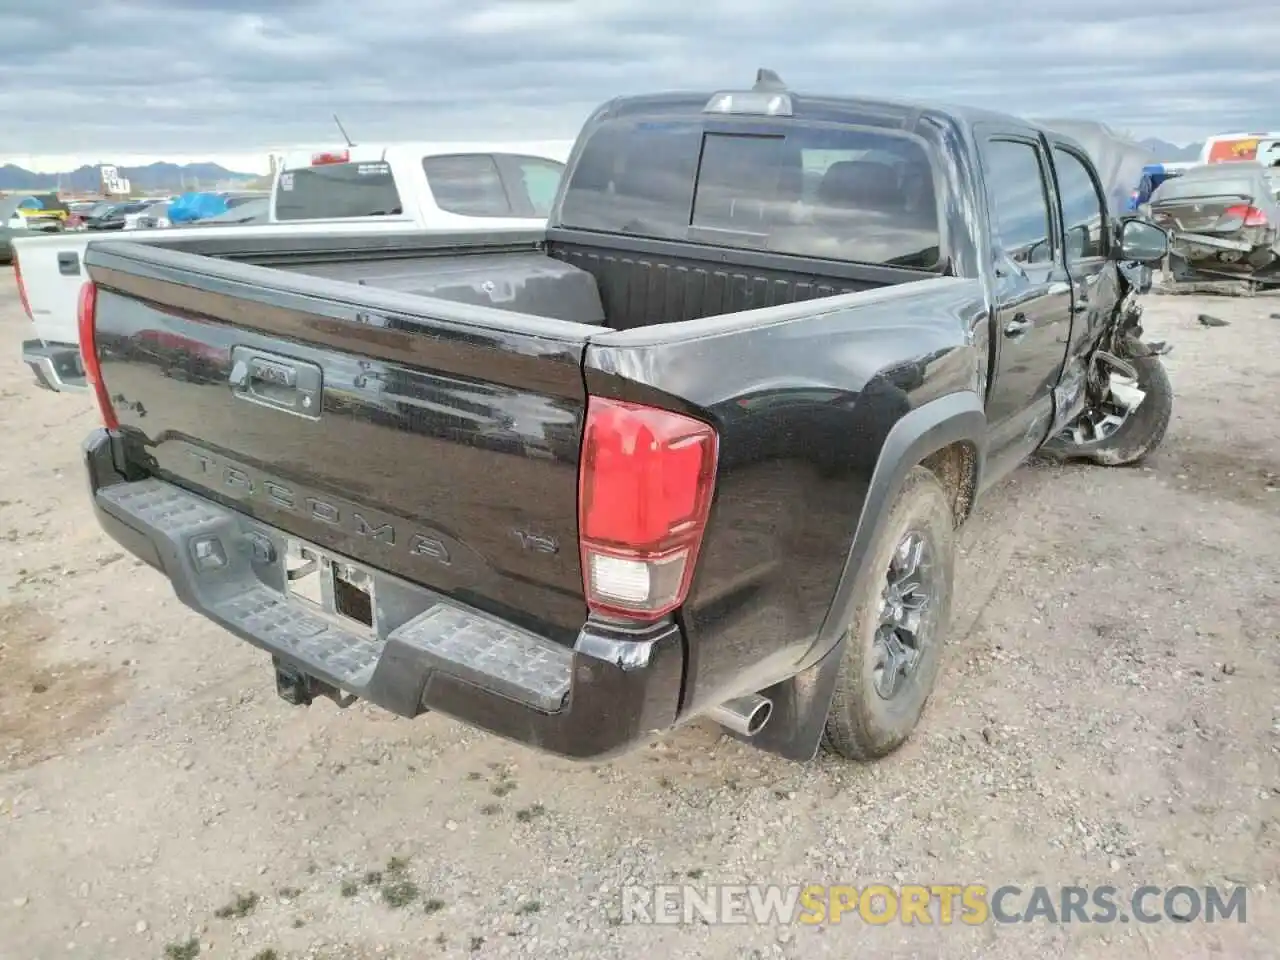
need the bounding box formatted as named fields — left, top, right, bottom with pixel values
left=620, top=883, right=1248, bottom=926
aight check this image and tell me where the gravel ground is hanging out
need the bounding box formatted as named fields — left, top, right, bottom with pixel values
left=0, top=274, right=1277, bottom=959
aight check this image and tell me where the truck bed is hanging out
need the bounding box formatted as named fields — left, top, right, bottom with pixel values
left=250, top=228, right=917, bottom=330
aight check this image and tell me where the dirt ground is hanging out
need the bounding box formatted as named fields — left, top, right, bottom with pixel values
left=0, top=273, right=1277, bottom=960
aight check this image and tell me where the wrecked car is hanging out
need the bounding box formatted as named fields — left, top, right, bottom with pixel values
left=1149, top=162, right=1280, bottom=286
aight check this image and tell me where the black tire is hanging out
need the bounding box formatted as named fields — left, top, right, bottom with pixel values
left=1041, top=354, right=1173, bottom=467
left=823, top=466, right=955, bottom=761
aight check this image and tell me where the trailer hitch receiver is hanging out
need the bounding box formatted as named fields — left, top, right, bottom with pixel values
left=273, top=657, right=357, bottom=708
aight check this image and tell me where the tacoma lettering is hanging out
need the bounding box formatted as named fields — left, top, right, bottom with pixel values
left=183, top=449, right=450, bottom=565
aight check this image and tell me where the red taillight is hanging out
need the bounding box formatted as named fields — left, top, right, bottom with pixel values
left=13, top=257, right=33, bottom=320
left=311, top=150, right=349, bottom=166
left=76, top=281, right=118, bottom=430
left=578, top=397, right=718, bottom=621
left=1222, top=204, right=1268, bottom=227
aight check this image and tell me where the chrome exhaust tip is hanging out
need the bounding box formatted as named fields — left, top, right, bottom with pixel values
left=708, top=694, right=773, bottom=737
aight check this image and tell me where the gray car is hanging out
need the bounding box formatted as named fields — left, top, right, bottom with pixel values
left=1149, top=162, right=1280, bottom=285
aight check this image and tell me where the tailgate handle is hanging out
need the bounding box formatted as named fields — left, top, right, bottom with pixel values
left=229, top=347, right=322, bottom=420
left=236, top=357, right=297, bottom=389
left=57, top=252, right=81, bottom=276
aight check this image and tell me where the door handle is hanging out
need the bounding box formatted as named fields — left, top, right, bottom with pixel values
left=1071, top=296, right=1090, bottom=315
left=57, top=251, right=80, bottom=276
left=1004, top=314, right=1032, bottom=338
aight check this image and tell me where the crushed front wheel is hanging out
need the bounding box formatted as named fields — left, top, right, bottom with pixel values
left=1041, top=353, right=1173, bottom=466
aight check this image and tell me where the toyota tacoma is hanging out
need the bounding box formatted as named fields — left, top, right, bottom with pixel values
left=76, top=71, right=1173, bottom=763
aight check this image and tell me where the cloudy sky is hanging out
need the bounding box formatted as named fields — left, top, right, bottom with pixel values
left=2, top=0, right=1277, bottom=172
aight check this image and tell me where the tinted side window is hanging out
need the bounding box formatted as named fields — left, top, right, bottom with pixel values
left=1052, top=148, right=1106, bottom=259
left=500, top=155, right=565, bottom=217
left=982, top=140, right=1053, bottom=264
left=423, top=154, right=512, bottom=217
left=274, top=161, right=403, bottom=220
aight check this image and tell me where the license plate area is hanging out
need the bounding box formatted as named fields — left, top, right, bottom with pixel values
left=283, top=539, right=376, bottom=635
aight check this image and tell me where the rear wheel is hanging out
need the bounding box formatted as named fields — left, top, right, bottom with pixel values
left=823, top=466, right=954, bottom=761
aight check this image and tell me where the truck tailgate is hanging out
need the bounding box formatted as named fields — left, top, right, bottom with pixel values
left=86, top=241, right=602, bottom=646
left=13, top=232, right=90, bottom=344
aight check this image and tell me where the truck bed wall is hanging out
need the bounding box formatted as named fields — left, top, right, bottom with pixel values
left=547, top=239, right=886, bottom=330
left=273, top=234, right=900, bottom=331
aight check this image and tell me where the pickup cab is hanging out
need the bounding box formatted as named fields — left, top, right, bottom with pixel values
left=76, top=72, right=1173, bottom=764
left=14, top=139, right=573, bottom=392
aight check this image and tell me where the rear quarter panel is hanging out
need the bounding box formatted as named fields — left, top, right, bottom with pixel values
left=583, top=277, right=989, bottom=714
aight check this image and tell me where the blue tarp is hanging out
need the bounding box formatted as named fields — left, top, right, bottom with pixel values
left=166, top=192, right=229, bottom=223
left=1129, top=163, right=1184, bottom=209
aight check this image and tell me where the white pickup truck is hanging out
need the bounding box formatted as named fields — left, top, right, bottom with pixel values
left=15, top=139, right=573, bottom=391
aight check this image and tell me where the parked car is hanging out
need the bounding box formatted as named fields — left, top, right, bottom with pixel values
left=132, top=201, right=172, bottom=230
left=224, top=191, right=270, bottom=209
left=122, top=201, right=171, bottom=230
left=83, top=200, right=152, bottom=231
left=2, top=197, right=35, bottom=264
left=13, top=193, right=70, bottom=230
left=72, top=201, right=114, bottom=228
left=76, top=71, right=1171, bottom=765
left=192, top=197, right=270, bottom=225
left=13, top=140, right=574, bottom=392
left=2, top=195, right=67, bottom=259
left=1149, top=161, right=1280, bottom=285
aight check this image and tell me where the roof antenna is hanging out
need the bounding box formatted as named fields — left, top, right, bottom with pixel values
left=332, top=113, right=355, bottom=147
left=753, top=68, right=787, bottom=92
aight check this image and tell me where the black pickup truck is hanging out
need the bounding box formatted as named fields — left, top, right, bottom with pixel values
left=77, top=71, right=1173, bottom=764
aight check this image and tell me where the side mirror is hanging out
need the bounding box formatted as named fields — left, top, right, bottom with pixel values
left=1116, top=218, right=1168, bottom=263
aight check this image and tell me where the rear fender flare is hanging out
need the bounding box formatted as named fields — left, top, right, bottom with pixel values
left=740, top=391, right=986, bottom=762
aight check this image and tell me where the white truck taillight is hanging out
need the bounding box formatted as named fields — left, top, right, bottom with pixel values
left=578, top=397, right=718, bottom=621
left=13, top=256, right=33, bottom=320
left=77, top=280, right=118, bottom=430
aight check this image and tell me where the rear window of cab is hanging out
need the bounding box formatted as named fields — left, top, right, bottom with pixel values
left=273, top=161, right=404, bottom=221
left=558, top=118, right=942, bottom=270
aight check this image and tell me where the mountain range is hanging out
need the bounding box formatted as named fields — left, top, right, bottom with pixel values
left=0, top=162, right=258, bottom=193
left=1138, top=139, right=1204, bottom=162
left=0, top=137, right=1208, bottom=194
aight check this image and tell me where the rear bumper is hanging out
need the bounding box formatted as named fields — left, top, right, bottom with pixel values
left=83, top=429, right=683, bottom=760
left=23, top=340, right=87, bottom=392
